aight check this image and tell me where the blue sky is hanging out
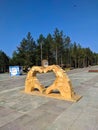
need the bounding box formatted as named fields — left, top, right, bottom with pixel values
left=0, top=0, right=98, bottom=57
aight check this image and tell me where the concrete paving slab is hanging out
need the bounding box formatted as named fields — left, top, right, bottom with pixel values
left=0, top=66, right=98, bottom=130
left=69, top=107, right=98, bottom=130
left=0, top=106, right=24, bottom=128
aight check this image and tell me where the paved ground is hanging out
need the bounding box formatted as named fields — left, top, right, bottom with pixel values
left=0, top=66, right=98, bottom=130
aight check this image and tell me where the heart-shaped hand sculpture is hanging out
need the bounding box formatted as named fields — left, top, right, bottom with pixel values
left=24, top=65, right=82, bottom=102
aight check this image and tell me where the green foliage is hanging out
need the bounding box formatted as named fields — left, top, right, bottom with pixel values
left=1, top=28, right=98, bottom=73
left=8, top=29, right=98, bottom=68
left=0, top=50, right=9, bottom=72
left=11, top=32, right=36, bottom=68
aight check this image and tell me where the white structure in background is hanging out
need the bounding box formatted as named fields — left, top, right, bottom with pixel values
left=9, top=66, right=23, bottom=76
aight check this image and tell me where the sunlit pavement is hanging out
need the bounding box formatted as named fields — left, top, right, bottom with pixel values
left=0, top=66, right=98, bottom=130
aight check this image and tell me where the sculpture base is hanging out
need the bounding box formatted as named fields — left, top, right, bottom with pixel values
left=22, top=90, right=82, bottom=102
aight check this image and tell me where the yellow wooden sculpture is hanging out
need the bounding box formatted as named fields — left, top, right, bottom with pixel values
left=24, top=65, right=81, bottom=102
left=25, top=66, right=44, bottom=93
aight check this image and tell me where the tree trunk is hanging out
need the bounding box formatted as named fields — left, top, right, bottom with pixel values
left=56, top=45, right=58, bottom=64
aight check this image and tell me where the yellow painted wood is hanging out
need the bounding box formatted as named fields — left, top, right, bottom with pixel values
left=24, top=65, right=82, bottom=102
